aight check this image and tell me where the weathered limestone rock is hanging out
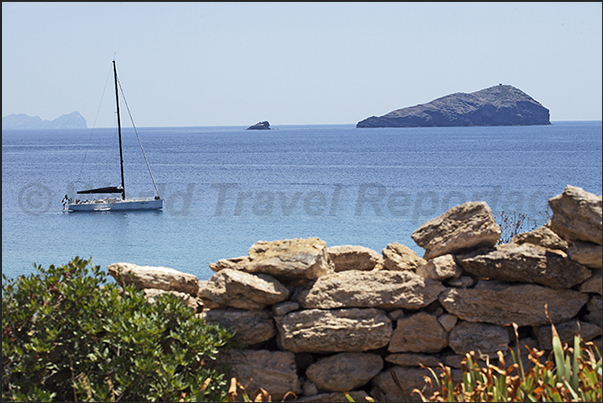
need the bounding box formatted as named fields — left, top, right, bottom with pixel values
left=200, top=268, right=289, bottom=310
left=275, top=308, right=392, bottom=353
left=389, top=312, right=448, bottom=353
left=371, top=366, right=443, bottom=402
left=416, top=254, right=462, bottom=281
left=388, top=309, right=405, bottom=321
left=201, top=309, right=275, bottom=346
left=584, top=295, right=602, bottom=325
left=447, top=275, right=475, bottom=288
left=511, top=225, right=569, bottom=251
left=437, top=313, right=458, bottom=332
left=107, top=263, right=199, bottom=296
left=548, top=185, right=602, bottom=245
left=327, top=245, right=382, bottom=271
left=296, top=391, right=373, bottom=402
left=411, top=201, right=501, bottom=260
left=198, top=280, right=208, bottom=295
left=439, top=281, right=588, bottom=326
left=142, top=288, right=201, bottom=311
left=443, top=354, right=465, bottom=369
left=247, top=238, right=334, bottom=279
left=449, top=321, right=510, bottom=356
left=457, top=243, right=592, bottom=289
left=533, top=319, right=602, bottom=350
left=219, top=349, right=301, bottom=400
left=302, top=380, right=319, bottom=397
left=305, top=352, right=383, bottom=392
left=209, top=256, right=250, bottom=272
left=296, top=270, right=445, bottom=310
left=382, top=242, right=426, bottom=271
left=385, top=353, right=443, bottom=367
left=580, top=269, right=602, bottom=294
left=272, top=301, right=300, bottom=316
left=568, top=241, right=603, bottom=269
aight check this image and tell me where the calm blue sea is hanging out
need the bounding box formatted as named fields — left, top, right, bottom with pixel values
left=2, top=122, right=602, bottom=281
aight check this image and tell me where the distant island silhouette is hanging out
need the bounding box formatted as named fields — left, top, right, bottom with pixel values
left=2, top=111, right=87, bottom=130
left=247, top=121, right=271, bottom=130
left=357, top=84, right=550, bottom=128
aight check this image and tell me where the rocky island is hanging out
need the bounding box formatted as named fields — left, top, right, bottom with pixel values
left=247, top=121, right=271, bottom=130
left=357, top=84, right=550, bottom=128
left=2, top=111, right=87, bottom=130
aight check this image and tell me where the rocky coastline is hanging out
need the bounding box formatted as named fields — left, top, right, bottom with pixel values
left=357, top=84, right=551, bottom=128
left=108, top=185, right=601, bottom=401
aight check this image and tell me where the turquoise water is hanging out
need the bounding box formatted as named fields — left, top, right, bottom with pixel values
left=2, top=122, right=601, bottom=280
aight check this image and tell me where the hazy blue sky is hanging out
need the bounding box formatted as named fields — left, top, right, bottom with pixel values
left=2, top=2, right=602, bottom=127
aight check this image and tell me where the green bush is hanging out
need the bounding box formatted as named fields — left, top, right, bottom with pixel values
left=2, top=257, right=234, bottom=402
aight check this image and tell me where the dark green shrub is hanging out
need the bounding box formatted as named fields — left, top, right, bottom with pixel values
left=2, top=257, right=234, bottom=402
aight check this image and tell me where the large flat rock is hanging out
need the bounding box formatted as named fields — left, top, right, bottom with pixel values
left=246, top=237, right=334, bottom=280
left=438, top=280, right=588, bottom=326
left=107, top=262, right=199, bottom=296
left=296, top=270, right=445, bottom=310
left=199, top=268, right=289, bottom=310
left=456, top=243, right=592, bottom=289
left=411, top=201, right=501, bottom=260
left=275, top=308, right=392, bottom=353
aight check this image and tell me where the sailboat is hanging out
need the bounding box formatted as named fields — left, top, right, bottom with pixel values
left=68, top=61, right=163, bottom=212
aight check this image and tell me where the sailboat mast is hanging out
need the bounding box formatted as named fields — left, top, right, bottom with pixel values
left=113, top=60, right=126, bottom=200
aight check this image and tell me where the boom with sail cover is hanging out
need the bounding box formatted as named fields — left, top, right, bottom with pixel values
left=77, top=186, right=124, bottom=195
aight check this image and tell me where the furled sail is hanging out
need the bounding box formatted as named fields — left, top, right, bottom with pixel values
left=77, top=186, right=124, bottom=195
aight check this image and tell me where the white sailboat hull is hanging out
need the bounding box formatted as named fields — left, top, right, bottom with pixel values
left=68, top=197, right=162, bottom=212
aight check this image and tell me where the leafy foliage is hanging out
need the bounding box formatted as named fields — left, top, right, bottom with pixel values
left=2, top=257, right=234, bottom=402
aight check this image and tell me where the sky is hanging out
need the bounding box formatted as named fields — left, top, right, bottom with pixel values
left=2, top=2, right=602, bottom=128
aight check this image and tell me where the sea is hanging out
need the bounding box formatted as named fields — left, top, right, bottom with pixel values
left=2, top=121, right=602, bottom=282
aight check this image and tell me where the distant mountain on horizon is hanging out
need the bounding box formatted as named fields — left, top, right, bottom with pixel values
left=2, top=111, right=87, bottom=130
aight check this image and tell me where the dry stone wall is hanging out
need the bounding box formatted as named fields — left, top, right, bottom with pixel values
left=108, top=185, right=602, bottom=402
